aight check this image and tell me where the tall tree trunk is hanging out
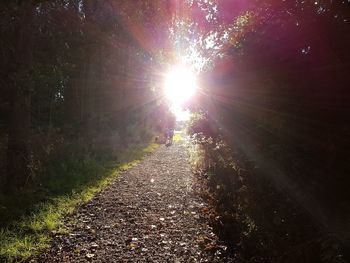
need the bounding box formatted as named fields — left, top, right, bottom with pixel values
left=5, top=1, right=35, bottom=192
left=82, top=0, right=100, bottom=147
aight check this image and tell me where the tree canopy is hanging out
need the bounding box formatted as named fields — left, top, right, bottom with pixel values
left=0, top=0, right=349, bottom=260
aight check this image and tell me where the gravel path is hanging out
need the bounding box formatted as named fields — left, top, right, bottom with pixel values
left=29, top=142, right=233, bottom=262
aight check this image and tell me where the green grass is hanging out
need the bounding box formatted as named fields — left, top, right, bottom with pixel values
left=0, top=143, right=159, bottom=262
left=173, top=132, right=184, bottom=142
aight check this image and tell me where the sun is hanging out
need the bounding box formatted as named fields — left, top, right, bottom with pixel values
left=164, top=65, right=198, bottom=106
left=170, top=105, right=192, bottom=121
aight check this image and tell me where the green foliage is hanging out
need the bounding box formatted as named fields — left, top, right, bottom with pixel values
left=186, top=112, right=220, bottom=141
left=0, top=0, right=174, bottom=191
left=0, top=143, right=158, bottom=262
left=187, top=114, right=348, bottom=262
left=172, top=133, right=183, bottom=142
left=1, top=0, right=349, bottom=261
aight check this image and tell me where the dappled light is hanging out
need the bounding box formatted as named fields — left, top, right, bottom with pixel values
left=1, top=0, right=350, bottom=262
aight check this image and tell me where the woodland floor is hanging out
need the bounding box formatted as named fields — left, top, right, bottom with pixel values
left=26, top=141, right=233, bottom=263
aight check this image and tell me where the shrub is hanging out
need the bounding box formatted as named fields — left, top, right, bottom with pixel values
left=187, top=113, right=348, bottom=262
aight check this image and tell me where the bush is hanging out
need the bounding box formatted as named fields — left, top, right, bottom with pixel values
left=187, top=113, right=348, bottom=262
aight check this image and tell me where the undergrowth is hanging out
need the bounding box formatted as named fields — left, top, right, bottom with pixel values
left=0, top=143, right=158, bottom=262
left=186, top=112, right=348, bottom=263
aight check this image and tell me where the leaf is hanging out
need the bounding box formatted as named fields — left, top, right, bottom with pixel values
left=86, top=253, right=95, bottom=259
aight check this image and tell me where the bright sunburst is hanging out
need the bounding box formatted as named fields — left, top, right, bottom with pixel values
left=164, top=65, right=198, bottom=106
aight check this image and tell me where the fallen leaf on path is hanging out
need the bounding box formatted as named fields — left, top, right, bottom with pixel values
left=129, top=242, right=137, bottom=250
left=86, top=253, right=95, bottom=259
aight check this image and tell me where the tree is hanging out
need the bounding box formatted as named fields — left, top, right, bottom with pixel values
left=0, top=0, right=177, bottom=192
left=5, top=1, right=36, bottom=192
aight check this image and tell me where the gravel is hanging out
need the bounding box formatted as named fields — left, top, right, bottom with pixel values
left=27, top=142, right=234, bottom=262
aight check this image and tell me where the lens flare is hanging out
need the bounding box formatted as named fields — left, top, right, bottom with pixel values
left=164, top=65, right=198, bottom=106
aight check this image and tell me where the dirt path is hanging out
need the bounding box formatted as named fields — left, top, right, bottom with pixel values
left=28, top=142, right=233, bottom=262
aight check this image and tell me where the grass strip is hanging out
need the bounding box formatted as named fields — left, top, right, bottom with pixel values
left=0, top=143, right=159, bottom=262
left=173, top=132, right=184, bottom=142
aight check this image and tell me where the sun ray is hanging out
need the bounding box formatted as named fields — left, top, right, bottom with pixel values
left=164, top=65, right=198, bottom=105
